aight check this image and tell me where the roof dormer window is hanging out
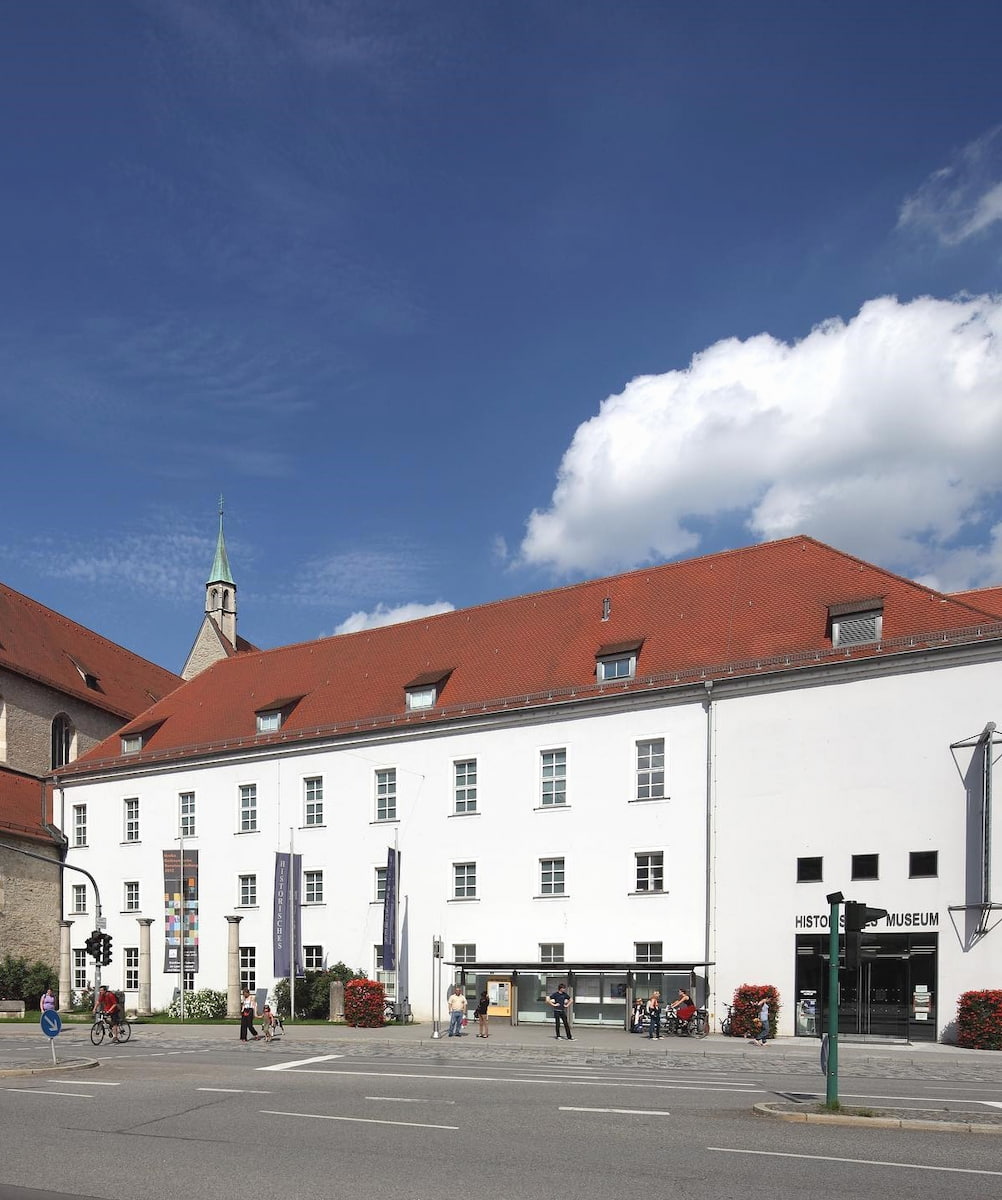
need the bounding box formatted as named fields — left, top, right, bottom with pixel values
left=596, top=639, right=643, bottom=682
left=828, top=599, right=884, bottom=647
left=404, top=669, right=453, bottom=712
left=256, top=710, right=282, bottom=733
left=253, top=695, right=304, bottom=736
left=121, top=733, right=143, bottom=755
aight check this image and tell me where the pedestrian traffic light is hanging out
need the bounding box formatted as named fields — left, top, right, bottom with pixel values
left=99, top=933, right=113, bottom=966
left=844, top=901, right=888, bottom=932
left=85, top=930, right=103, bottom=961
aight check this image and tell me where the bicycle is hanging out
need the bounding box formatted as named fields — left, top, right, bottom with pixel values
left=90, top=1012, right=132, bottom=1045
left=719, top=1004, right=734, bottom=1036
left=665, top=1007, right=709, bottom=1038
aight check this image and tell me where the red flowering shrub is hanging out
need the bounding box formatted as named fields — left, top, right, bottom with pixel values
left=956, top=990, right=1002, bottom=1051
left=730, top=983, right=781, bottom=1039
left=344, top=978, right=386, bottom=1028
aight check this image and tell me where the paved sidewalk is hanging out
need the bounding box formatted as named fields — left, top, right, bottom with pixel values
left=2, top=1018, right=1002, bottom=1081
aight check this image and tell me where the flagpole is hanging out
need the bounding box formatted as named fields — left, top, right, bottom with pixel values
left=394, top=829, right=401, bottom=1011
left=289, top=826, right=295, bottom=1024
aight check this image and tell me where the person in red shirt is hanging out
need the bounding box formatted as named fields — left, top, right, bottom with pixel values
left=92, top=985, right=122, bottom=1043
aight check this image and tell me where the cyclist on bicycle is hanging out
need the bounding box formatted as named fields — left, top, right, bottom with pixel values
left=93, top=984, right=122, bottom=1043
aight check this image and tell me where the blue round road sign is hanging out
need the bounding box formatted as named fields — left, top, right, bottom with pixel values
left=40, top=1011, right=62, bottom=1038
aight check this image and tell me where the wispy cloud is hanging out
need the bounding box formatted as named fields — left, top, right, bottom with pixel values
left=898, top=126, right=1002, bottom=245
left=333, top=600, right=455, bottom=634
left=268, top=544, right=446, bottom=610
left=519, top=294, right=1002, bottom=592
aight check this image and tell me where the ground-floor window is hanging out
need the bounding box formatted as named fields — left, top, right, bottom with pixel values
left=73, top=949, right=87, bottom=992
left=125, top=948, right=139, bottom=991
left=794, top=932, right=937, bottom=1041
left=240, top=947, right=256, bottom=993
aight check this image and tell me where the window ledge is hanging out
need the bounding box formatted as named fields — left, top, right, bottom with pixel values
left=628, top=889, right=668, bottom=898
left=121, top=840, right=142, bottom=846
left=370, top=818, right=401, bottom=826
left=628, top=797, right=669, bottom=804
left=449, top=810, right=480, bottom=818
left=300, top=824, right=326, bottom=830
left=235, top=829, right=260, bottom=836
left=534, top=804, right=570, bottom=813
left=302, top=902, right=326, bottom=908
left=236, top=904, right=260, bottom=910
left=534, top=893, right=569, bottom=900
left=447, top=897, right=480, bottom=903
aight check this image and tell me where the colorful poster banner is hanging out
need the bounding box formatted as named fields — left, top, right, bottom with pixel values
left=382, top=847, right=399, bottom=970
left=163, top=848, right=199, bottom=973
left=273, top=852, right=304, bottom=978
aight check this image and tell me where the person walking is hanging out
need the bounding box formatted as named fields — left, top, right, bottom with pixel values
left=475, top=990, right=490, bottom=1038
left=447, top=985, right=468, bottom=1037
left=40, top=987, right=57, bottom=1014
left=747, top=996, right=770, bottom=1046
left=547, top=982, right=573, bottom=1039
left=646, top=990, right=662, bottom=1039
left=240, top=988, right=260, bottom=1041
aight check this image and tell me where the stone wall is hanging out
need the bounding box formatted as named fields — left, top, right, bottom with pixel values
left=0, top=839, right=61, bottom=967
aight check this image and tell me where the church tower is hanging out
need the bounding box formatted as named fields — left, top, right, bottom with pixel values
left=181, top=499, right=253, bottom=679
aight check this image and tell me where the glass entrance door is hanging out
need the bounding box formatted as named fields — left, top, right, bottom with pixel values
left=838, top=953, right=909, bottom=1039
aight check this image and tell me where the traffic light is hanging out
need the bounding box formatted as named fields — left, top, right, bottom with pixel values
left=844, top=901, right=888, bottom=932
left=85, top=930, right=102, bottom=961
left=99, top=933, right=113, bottom=966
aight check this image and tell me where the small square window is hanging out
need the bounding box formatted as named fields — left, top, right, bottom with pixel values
left=453, top=862, right=477, bottom=899
left=598, top=654, right=635, bottom=681
left=406, top=685, right=436, bottom=710
left=797, top=856, right=823, bottom=883
left=304, top=945, right=324, bottom=970
left=453, top=943, right=476, bottom=964
left=909, top=850, right=938, bottom=878
left=540, top=942, right=564, bottom=964
left=121, top=734, right=143, bottom=755
left=540, top=857, right=565, bottom=895
left=635, top=941, right=663, bottom=964
left=636, top=851, right=664, bottom=892
left=256, top=710, right=282, bottom=733
left=851, top=853, right=879, bottom=881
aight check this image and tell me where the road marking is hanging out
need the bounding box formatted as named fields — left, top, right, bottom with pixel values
left=198, top=1088, right=271, bottom=1094
left=261, top=1108, right=457, bottom=1131
left=7, top=1090, right=93, bottom=1098
left=259, top=1066, right=758, bottom=1093
left=365, top=1096, right=456, bottom=1104
left=984, top=1102, right=1002, bottom=1110
left=560, top=1106, right=672, bottom=1116
left=708, top=1148, right=1002, bottom=1177
left=45, top=1079, right=120, bottom=1086
left=258, top=1054, right=344, bottom=1072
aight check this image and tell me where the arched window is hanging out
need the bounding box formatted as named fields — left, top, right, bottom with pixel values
left=51, top=714, right=74, bottom=768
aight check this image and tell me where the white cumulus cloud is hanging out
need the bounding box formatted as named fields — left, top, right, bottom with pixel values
left=334, top=600, right=455, bottom=635
left=519, top=293, right=1002, bottom=591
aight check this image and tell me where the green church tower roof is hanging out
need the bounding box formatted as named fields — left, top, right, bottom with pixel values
left=207, top=496, right=235, bottom=586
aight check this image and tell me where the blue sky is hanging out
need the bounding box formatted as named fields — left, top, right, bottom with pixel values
left=3, top=1, right=1002, bottom=674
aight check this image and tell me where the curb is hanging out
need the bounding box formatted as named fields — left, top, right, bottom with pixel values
left=0, top=1058, right=99, bottom=1079
left=753, top=1101, right=1002, bottom=1134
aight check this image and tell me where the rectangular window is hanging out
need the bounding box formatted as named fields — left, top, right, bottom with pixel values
left=636, top=739, right=666, bottom=800
left=304, top=945, right=324, bottom=970
left=540, top=942, right=564, bottom=964
left=239, top=784, right=258, bottom=832
left=797, top=856, right=823, bottom=882
left=125, top=947, right=139, bottom=991
left=71, top=883, right=87, bottom=913
left=124, top=881, right=140, bottom=912
left=121, top=733, right=142, bottom=755
left=183, top=970, right=195, bottom=993
left=540, top=857, right=565, bottom=895
left=179, top=792, right=196, bottom=838
left=73, top=949, right=87, bottom=991
left=124, top=797, right=140, bottom=842
left=375, top=768, right=397, bottom=821
left=73, top=804, right=87, bottom=846
left=851, top=853, right=879, bottom=880
left=239, top=947, right=256, bottom=992
left=304, top=870, right=323, bottom=904
left=635, top=941, right=663, bottom=964
left=239, top=874, right=257, bottom=907
left=406, top=685, right=436, bottom=710
left=636, top=851, right=665, bottom=892
left=909, top=850, right=938, bottom=878
left=598, top=653, right=635, bottom=681
left=454, top=759, right=478, bottom=814
left=541, top=749, right=567, bottom=806
left=453, top=862, right=477, bottom=899
left=375, top=866, right=387, bottom=902
left=304, top=777, right=324, bottom=826
left=453, top=943, right=476, bottom=964
left=256, top=710, right=281, bottom=733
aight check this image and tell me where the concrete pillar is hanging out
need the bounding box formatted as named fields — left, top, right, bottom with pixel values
left=58, top=920, right=72, bottom=1013
left=226, top=915, right=242, bottom=1018
left=137, top=918, right=154, bottom=1015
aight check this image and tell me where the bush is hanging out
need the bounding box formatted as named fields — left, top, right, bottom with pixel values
left=344, top=978, right=386, bottom=1027
left=273, top=963, right=366, bottom=1019
left=0, top=955, right=57, bottom=1008
left=166, top=989, right=227, bottom=1020
left=730, top=983, right=781, bottom=1039
left=956, top=989, right=1002, bottom=1050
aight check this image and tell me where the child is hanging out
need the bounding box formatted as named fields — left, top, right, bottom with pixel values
left=260, top=1004, right=277, bottom=1041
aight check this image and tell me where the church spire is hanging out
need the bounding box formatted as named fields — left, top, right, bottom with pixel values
left=204, top=496, right=237, bottom=648
left=207, top=494, right=235, bottom=586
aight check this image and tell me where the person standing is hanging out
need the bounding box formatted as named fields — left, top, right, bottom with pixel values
left=647, top=990, right=662, bottom=1039
left=92, top=984, right=122, bottom=1043
left=447, top=985, right=468, bottom=1037
left=240, top=988, right=260, bottom=1042
left=475, top=990, right=490, bottom=1038
left=547, top=982, right=573, bottom=1039
left=748, top=996, right=770, bottom=1046
left=40, top=987, right=57, bottom=1014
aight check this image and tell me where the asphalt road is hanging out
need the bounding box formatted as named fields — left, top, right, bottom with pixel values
left=1, top=1030, right=1001, bottom=1200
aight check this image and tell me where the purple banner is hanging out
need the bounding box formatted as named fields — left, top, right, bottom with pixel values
left=273, top=852, right=304, bottom=978
left=382, top=847, right=399, bottom=970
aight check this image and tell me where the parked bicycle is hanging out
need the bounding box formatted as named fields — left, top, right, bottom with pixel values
left=665, top=1008, right=709, bottom=1038
left=719, top=1004, right=734, bottom=1036
left=90, top=1012, right=131, bottom=1045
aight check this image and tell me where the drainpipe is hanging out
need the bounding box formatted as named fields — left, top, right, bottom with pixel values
left=703, top=680, right=715, bottom=1016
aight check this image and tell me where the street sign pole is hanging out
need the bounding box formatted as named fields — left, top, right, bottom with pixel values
left=40, top=1010, right=62, bottom=1065
left=825, top=892, right=842, bottom=1109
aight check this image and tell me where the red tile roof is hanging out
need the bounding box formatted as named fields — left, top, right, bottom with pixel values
left=61, top=536, right=1002, bottom=773
left=0, top=582, right=181, bottom=719
left=951, top=586, right=1002, bottom=618
left=0, top=768, right=53, bottom=845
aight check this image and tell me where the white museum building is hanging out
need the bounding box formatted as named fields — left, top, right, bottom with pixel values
left=53, top=535, right=1002, bottom=1041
